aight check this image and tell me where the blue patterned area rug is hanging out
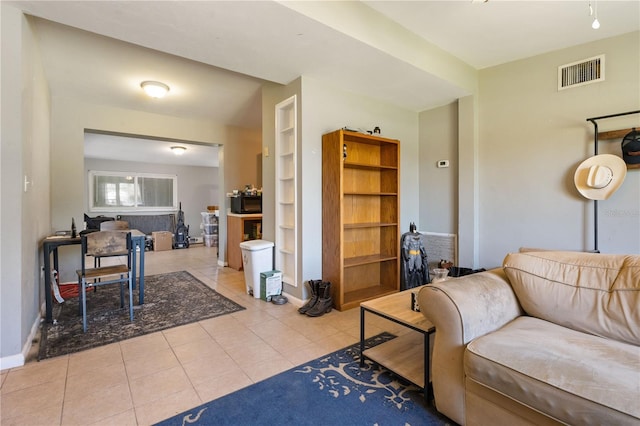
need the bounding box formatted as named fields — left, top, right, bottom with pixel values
left=156, top=333, right=453, bottom=426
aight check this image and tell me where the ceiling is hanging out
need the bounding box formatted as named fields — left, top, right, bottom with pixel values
left=84, top=133, right=220, bottom=168
left=8, top=1, right=640, bottom=163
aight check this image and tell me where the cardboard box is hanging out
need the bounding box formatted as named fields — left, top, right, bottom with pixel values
left=152, top=231, right=173, bottom=251
left=259, top=270, right=282, bottom=301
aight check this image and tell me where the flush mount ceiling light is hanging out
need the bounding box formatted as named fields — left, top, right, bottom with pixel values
left=141, top=80, right=170, bottom=98
left=171, top=146, right=187, bottom=155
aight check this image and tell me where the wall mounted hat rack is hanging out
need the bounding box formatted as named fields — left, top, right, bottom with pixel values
left=585, top=109, right=640, bottom=252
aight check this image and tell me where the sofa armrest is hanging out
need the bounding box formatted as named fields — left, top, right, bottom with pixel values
left=417, top=268, right=523, bottom=425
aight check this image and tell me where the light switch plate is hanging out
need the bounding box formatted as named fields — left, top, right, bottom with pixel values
left=437, top=160, right=449, bottom=168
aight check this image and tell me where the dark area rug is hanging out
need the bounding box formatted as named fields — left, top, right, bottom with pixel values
left=156, top=333, right=453, bottom=426
left=38, top=271, right=244, bottom=360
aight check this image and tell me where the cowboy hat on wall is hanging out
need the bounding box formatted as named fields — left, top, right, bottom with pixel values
left=574, top=154, right=627, bottom=200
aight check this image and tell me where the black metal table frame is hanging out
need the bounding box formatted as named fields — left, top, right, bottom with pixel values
left=360, top=305, right=435, bottom=403
left=42, top=233, right=146, bottom=323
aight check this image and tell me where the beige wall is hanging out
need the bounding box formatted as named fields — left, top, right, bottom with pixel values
left=419, top=33, right=639, bottom=270
left=419, top=102, right=459, bottom=234
left=2, top=1, right=637, bottom=368
left=262, top=76, right=420, bottom=302
left=477, top=32, right=640, bottom=267
left=1, top=5, right=51, bottom=367
left=50, top=97, right=260, bottom=280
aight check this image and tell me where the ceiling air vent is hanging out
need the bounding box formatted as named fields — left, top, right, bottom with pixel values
left=558, top=55, right=604, bottom=91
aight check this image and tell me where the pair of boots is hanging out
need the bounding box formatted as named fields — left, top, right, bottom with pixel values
left=298, top=280, right=333, bottom=317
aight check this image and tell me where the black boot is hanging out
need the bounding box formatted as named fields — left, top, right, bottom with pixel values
left=298, top=280, right=320, bottom=314
left=306, top=281, right=333, bottom=317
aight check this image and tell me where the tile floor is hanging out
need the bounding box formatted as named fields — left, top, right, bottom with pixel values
left=1, top=245, right=402, bottom=425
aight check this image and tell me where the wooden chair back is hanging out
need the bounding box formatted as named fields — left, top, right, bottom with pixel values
left=82, top=231, right=131, bottom=269
left=100, top=220, right=129, bottom=230
left=78, top=231, right=133, bottom=331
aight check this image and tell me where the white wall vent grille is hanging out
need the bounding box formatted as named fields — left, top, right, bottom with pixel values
left=558, top=55, right=605, bottom=90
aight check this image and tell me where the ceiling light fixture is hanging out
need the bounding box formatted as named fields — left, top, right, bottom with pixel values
left=171, top=146, right=187, bottom=155
left=141, top=80, right=170, bottom=98
left=589, top=1, right=600, bottom=29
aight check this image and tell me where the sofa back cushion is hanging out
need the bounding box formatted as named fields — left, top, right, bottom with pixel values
left=503, top=251, right=640, bottom=345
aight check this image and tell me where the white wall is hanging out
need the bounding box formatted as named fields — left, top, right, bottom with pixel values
left=419, top=33, right=639, bottom=270
left=262, top=76, right=420, bottom=301
left=478, top=32, right=640, bottom=268
left=1, top=5, right=51, bottom=368
left=50, top=97, right=260, bottom=281
left=419, top=102, right=458, bottom=234
left=1, top=8, right=262, bottom=365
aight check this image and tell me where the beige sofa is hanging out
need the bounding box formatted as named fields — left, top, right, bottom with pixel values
left=418, top=251, right=640, bottom=425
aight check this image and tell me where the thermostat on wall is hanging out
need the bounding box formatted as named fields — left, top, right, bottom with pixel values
left=437, top=160, right=449, bottom=168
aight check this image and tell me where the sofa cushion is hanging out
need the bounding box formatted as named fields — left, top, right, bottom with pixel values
left=503, top=251, right=640, bottom=345
left=465, top=316, right=640, bottom=425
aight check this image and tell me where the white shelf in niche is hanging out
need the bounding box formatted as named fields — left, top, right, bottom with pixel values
left=275, top=95, right=298, bottom=288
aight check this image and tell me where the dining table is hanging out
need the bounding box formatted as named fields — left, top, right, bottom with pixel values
left=41, top=229, right=147, bottom=323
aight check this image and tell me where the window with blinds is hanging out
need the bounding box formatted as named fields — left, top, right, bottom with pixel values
left=89, top=171, right=177, bottom=212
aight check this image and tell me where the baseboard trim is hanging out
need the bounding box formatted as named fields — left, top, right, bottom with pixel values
left=0, top=314, right=40, bottom=371
left=282, top=291, right=303, bottom=308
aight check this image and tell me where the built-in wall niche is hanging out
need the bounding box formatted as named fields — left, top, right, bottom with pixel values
left=275, top=95, right=298, bottom=287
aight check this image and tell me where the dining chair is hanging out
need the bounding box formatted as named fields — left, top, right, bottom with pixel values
left=76, top=231, right=134, bottom=332
left=94, top=220, right=129, bottom=267
left=100, top=220, right=129, bottom=231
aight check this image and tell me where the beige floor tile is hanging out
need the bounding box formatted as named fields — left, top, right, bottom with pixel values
left=1, top=378, right=65, bottom=420
left=361, top=323, right=387, bottom=339
left=287, top=316, right=341, bottom=340
left=260, top=301, right=297, bottom=319
left=61, top=382, right=133, bottom=426
left=1, top=402, right=63, bottom=426
left=181, top=353, right=240, bottom=386
left=223, top=340, right=281, bottom=368
left=313, top=331, right=359, bottom=354
left=240, top=353, right=294, bottom=383
left=231, top=308, right=278, bottom=327
left=128, top=365, right=193, bottom=407
left=123, top=347, right=180, bottom=381
left=119, top=332, right=169, bottom=362
left=88, top=408, right=137, bottom=426
left=162, top=322, right=211, bottom=347
left=265, top=329, right=313, bottom=354
left=212, top=327, right=262, bottom=350
left=281, top=341, right=330, bottom=366
left=65, top=361, right=128, bottom=400
left=67, top=343, right=123, bottom=377
left=197, top=314, right=242, bottom=337
left=247, top=317, right=290, bottom=339
left=133, top=387, right=202, bottom=426
left=191, top=368, right=253, bottom=402
left=170, top=337, right=226, bottom=365
left=5, top=246, right=368, bottom=425
left=1, top=355, right=68, bottom=393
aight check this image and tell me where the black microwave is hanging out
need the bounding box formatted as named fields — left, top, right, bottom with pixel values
left=231, top=194, right=262, bottom=214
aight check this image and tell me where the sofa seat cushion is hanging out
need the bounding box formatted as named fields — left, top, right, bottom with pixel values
left=503, top=251, right=640, bottom=345
left=465, top=316, right=640, bottom=425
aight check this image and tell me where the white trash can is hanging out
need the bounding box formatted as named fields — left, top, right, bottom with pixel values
left=240, top=240, right=274, bottom=298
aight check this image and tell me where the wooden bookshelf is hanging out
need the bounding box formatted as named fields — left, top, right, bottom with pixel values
left=322, top=129, right=400, bottom=310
